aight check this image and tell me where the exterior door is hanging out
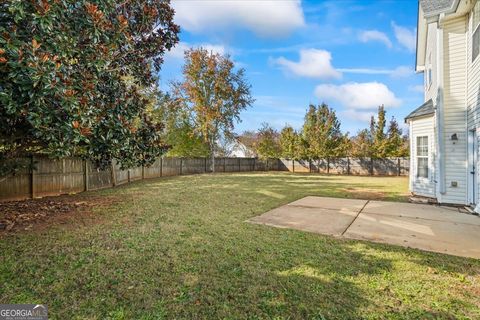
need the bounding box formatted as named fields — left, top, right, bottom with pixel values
left=468, top=129, right=478, bottom=205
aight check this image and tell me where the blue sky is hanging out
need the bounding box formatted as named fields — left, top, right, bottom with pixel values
left=160, top=0, right=423, bottom=135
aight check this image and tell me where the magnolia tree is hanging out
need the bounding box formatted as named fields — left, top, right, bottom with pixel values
left=173, top=48, right=254, bottom=172
left=0, top=0, right=179, bottom=175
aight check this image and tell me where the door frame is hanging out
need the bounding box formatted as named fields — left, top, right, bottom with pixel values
left=467, top=129, right=478, bottom=205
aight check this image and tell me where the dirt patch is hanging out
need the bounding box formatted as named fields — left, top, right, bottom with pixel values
left=0, top=195, right=119, bottom=234
left=343, top=188, right=386, bottom=200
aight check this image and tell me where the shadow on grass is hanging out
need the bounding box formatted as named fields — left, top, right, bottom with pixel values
left=1, top=172, right=477, bottom=319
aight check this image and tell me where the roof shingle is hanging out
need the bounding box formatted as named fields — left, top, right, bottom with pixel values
left=419, top=0, right=456, bottom=16
left=405, top=99, right=435, bottom=122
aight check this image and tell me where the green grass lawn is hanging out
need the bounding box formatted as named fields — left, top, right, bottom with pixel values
left=1, top=173, right=479, bottom=319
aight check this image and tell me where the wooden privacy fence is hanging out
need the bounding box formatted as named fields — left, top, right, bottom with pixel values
left=278, top=158, right=409, bottom=176
left=0, top=156, right=409, bottom=202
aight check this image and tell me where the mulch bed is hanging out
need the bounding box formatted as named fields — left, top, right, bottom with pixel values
left=0, top=195, right=118, bottom=234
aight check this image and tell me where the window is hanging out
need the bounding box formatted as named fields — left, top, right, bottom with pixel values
left=473, top=0, right=480, bottom=61
left=416, top=136, right=429, bottom=178
left=425, top=54, right=432, bottom=88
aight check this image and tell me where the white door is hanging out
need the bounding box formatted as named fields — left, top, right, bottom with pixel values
left=468, top=129, right=478, bottom=205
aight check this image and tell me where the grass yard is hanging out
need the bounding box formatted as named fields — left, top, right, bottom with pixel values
left=1, top=173, right=479, bottom=319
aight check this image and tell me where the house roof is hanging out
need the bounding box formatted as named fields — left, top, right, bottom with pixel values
left=416, top=0, right=461, bottom=72
left=419, top=0, right=457, bottom=16
left=405, top=99, right=435, bottom=122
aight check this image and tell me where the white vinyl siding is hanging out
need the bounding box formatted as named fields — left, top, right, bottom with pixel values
left=442, top=17, right=468, bottom=204
left=425, top=23, right=438, bottom=102
left=472, top=0, right=480, bottom=62
left=410, top=116, right=435, bottom=197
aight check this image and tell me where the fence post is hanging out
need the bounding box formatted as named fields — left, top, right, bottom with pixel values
left=128, top=169, right=131, bottom=183
left=180, top=158, right=183, bottom=175
left=253, top=158, right=256, bottom=171
left=111, top=161, right=116, bottom=187
left=142, top=165, right=145, bottom=180
left=397, top=158, right=401, bottom=176
left=238, top=158, right=241, bottom=172
left=370, top=158, right=374, bottom=176
left=309, top=160, right=312, bottom=173
left=84, top=160, right=89, bottom=191
left=292, top=159, right=294, bottom=173
left=347, top=157, right=350, bottom=175
left=327, top=158, right=330, bottom=174
left=30, top=155, right=35, bottom=199
left=160, top=157, right=163, bottom=177
left=204, top=157, right=207, bottom=173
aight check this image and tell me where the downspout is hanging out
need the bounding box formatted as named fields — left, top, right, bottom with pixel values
left=436, top=15, right=446, bottom=197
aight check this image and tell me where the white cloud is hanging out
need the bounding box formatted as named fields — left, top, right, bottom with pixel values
left=272, top=48, right=412, bottom=79
left=359, top=30, right=392, bottom=48
left=273, top=49, right=342, bottom=80
left=392, top=22, right=416, bottom=52
left=337, top=65, right=413, bottom=78
left=172, top=0, right=305, bottom=38
left=314, top=82, right=402, bottom=110
left=165, top=42, right=227, bottom=60
left=340, top=109, right=376, bottom=123
left=390, top=66, right=413, bottom=77
left=409, top=84, right=424, bottom=93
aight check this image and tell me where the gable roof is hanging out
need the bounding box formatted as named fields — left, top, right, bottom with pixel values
left=405, top=99, right=435, bottom=122
left=416, top=0, right=461, bottom=71
left=419, top=0, right=457, bottom=16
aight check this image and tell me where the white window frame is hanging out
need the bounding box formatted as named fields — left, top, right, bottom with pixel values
left=472, top=0, right=480, bottom=62
left=416, top=135, right=429, bottom=181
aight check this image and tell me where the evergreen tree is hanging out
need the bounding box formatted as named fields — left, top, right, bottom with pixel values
left=371, top=105, right=387, bottom=158
left=353, top=106, right=409, bottom=158
left=301, top=103, right=345, bottom=159
left=0, top=0, right=180, bottom=174
left=385, top=117, right=409, bottom=157
left=350, top=129, right=374, bottom=157
left=279, top=125, right=300, bottom=159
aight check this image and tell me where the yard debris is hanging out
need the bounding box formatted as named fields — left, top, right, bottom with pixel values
left=0, top=196, right=117, bottom=234
left=409, top=195, right=437, bottom=204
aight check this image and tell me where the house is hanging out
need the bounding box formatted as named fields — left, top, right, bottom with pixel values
left=216, top=138, right=255, bottom=158
left=229, top=140, right=255, bottom=158
left=406, top=0, right=480, bottom=209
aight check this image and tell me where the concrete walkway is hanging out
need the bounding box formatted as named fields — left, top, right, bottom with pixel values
left=248, top=196, right=480, bottom=259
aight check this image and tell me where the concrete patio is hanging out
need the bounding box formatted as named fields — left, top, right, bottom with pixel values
left=248, top=196, right=480, bottom=259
